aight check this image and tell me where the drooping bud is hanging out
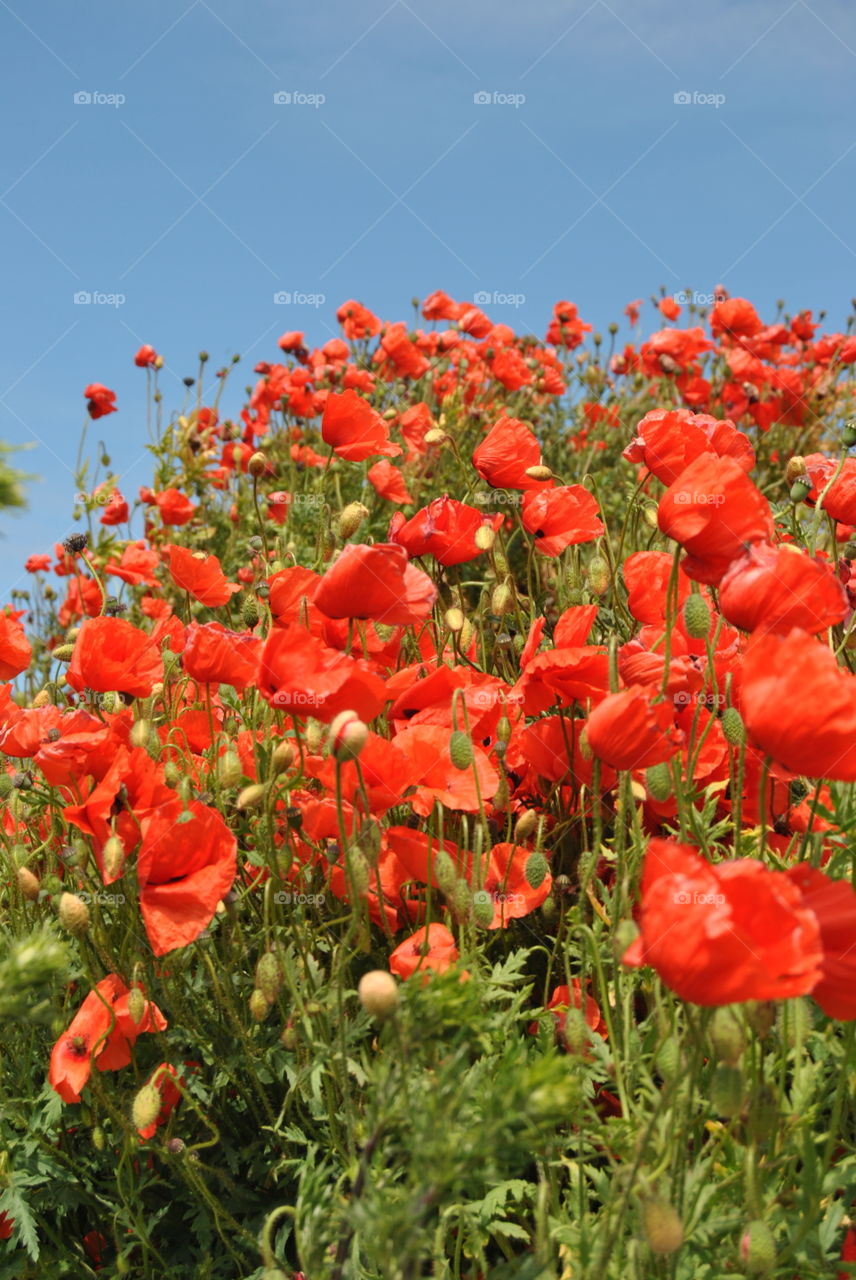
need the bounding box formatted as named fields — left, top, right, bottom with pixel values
left=423, top=427, right=448, bottom=446
left=348, top=846, right=371, bottom=895
left=586, top=556, right=610, bottom=596
left=721, top=707, right=746, bottom=747
left=474, top=524, right=496, bottom=551
left=272, top=741, right=295, bottom=774
left=524, top=851, right=549, bottom=890
left=328, top=710, right=368, bottom=762
left=218, top=750, right=244, bottom=789
left=132, top=1084, right=162, bottom=1132
left=130, top=719, right=152, bottom=749
left=358, top=970, right=399, bottom=1020
left=524, top=464, right=554, bottom=482
left=58, top=892, right=90, bottom=936
left=645, top=762, right=673, bottom=801
left=444, top=606, right=465, bottom=632
left=249, top=989, right=270, bottom=1022
left=32, top=688, right=52, bottom=708
left=127, top=987, right=147, bottom=1026
left=237, top=784, right=267, bottom=810
left=449, top=730, right=474, bottom=770
left=491, top=581, right=514, bottom=615
left=563, top=1007, right=590, bottom=1055
left=17, top=866, right=40, bottom=900
left=641, top=1197, right=684, bottom=1255
left=337, top=501, right=369, bottom=539
left=514, top=809, right=538, bottom=842
left=248, top=451, right=268, bottom=478
left=448, top=878, right=473, bottom=922
left=472, top=890, right=495, bottom=928
left=242, top=595, right=260, bottom=628
left=739, top=1220, right=776, bottom=1274
left=784, top=454, right=807, bottom=486
left=51, top=644, right=76, bottom=663
left=256, top=952, right=284, bottom=1004
left=103, top=835, right=125, bottom=880
left=654, top=1036, right=681, bottom=1082
left=683, top=593, right=710, bottom=639
left=433, top=849, right=458, bottom=894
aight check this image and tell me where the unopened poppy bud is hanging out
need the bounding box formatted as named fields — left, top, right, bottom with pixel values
left=31, top=688, right=51, bottom=708
left=541, top=894, right=557, bottom=920
left=433, top=849, right=458, bottom=894
left=281, top=1023, right=298, bottom=1050
left=272, top=740, right=295, bottom=774
left=329, top=710, right=368, bottom=762
left=218, top=750, right=244, bottom=788
left=52, top=643, right=76, bottom=663
left=614, top=917, right=639, bottom=959
left=449, top=730, right=473, bottom=770
left=645, top=762, right=673, bottom=802
left=641, top=1197, right=684, bottom=1255
left=563, top=1007, right=589, bottom=1054
left=130, top=719, right=152, bottom=748
left=721, top=707, right=746, bottom=747
left=472, top=890, right=495, bottom=927
left=474, top=524, right=496, bottom=551
left=103, top=835, right=125, bottom=880
left=444, top=606, right=465, bottom=632
left=654, top=1036, right=681, bottom=1082
left=17, top=866, right=40, bottom=900
left=127, top=987, right=147, bottom=1025
left=496, top=715, right=512, bottom=744
left=784, top=454, right=807, bottom=485
left=449, top=878, right=473, bottom=921
left=709, top=1005, right=745, bottom=1064
left=132, top=1084, right=162, bottom=1132
left=358, top=970, right=399, bottom=1020
left=493, top=774, right=510, bottom=809
left=249, top=988, right=270, bottom=1022
left=248, top=451, right=267, bottom=478
left=458, top=618, right=475, bottom=649
left=91, top=1126, right=106, bottom=1152
left=524, top=464, right=554, bottom=481
left=578, top=729, right=592, bottom=761
left=491, top=582, right=514, bottom=615
left=242, top=596, right=260, bottom=628
left=337, top=501, right=369, bottom=539
left=683, top=593, right=710, bottom=638
left=348, top=845, right=371, bottom=894
left=747, top=1085, right=778, bottom=1143
left=256, top=951, right=284, bottom=1004
left=587, top=556, right=610, bottom=595
left=514, top=809, right=538, bottom=842
left=709, top=1063, right=745, bottom=1117
left=746, top=1001, right=777, bottom=1039
left=58, top=892, right=90, bottom=936
left=739, top=1220, right=776, bottom=1273
left=524, top=850, right=548, bottom=889
left=305, top=720, right=324, bottom=753
left=237, top=783, right=267, bottom=810
left=790, top=477, right=812, bottom=503
left=423, top=427, right=447, bottom=445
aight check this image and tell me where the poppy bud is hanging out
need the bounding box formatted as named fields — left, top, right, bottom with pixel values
left=746, top=1001, right=777, bottom=1039
left=449, top=730, right=474, bottom=770
left=249, top=988, right=270, bottom=1022
left=496, top=715, right=512, bottom=743
left=524, top=850, right=548, bottom=890
left=654, top=1036, right=681, bottom=1082
left=237, top=784, right=267, bottom=810
left=641, top=1197, right=684, bottom=1255
left=747, top=1085, right=778, bottom=1143
left=337, top=502, right=369, bottom=539
left=242, top=596, right=260, bottom=628
left=449, top=878, right=473, bottom=921
left=52, top=644, right=76, bottom=663
left=218, top=750, right=244, bottom=789
left=272, top=741, right=295, bottom=774
left=305, top=720, right=324, bottom=753
left=683, top=593, right=710, bottom=638
left=433, top=849, right=458, bottom=893
left=329, top=710, right=368, bottom=762
left=91, top=1126, right=105, bottom=1152
left=563, top=1007, right=589, bottom=1054
left=709, top=1005, right=745, bottom=1064
left=281, top=1023, right=298, bottom=1050
left=103, top=835, right=125, bottom=880
left=132, top=1084, right=162, bottom=1132
left=423, top=428, right=448, bottom=445
left=491, top=582, right=514, bottom=615
left=784, top=455, right=807, bottom=485
left=613, top=918, right=639, bottom=959
left=444, top=607, right=465, bottom=632
left=525, top=465, right=554, bottom=482
left=17, top=866, right=40, bottom=900
left=127, top=987, right=147, bottom=1025
left=789, top=477, right=812, bottom=503
left=540, top=895, right=557, bottom=920
left=587, top=556, right=610, bottom=596
left=58, top=892, right=90, bottom=936
left=739, top=1220, right=776, bottom=1273
left=31, top=688, right=51, bottom=708
left=514, top=809, right=538, bottom=842
left=358, top=970, right=399, bottom=1020
left=493, top=775, right=510, bottom=809
left=474, top=524, right=496, bottom=551
left=130, top=719, right=152, bottom=748
left=709, top=1063, right=745, bottom=1117
left=645, top=762, right=673, bottom=801
left=256, top=952, right=284, bottom=1004
left=472, top=890, right=495, bottom=927
left=720, top=707, right=746, bottom=747
left=248, top=451, right=267, bottom=477
left=642, top=503, right=659, bottom=528
left=348, top=845, right=371, bottom=895
left=459, top=618, right=475, bottom=649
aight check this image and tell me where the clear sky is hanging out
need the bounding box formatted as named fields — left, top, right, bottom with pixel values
left=2, top=0, right=855, bottom=595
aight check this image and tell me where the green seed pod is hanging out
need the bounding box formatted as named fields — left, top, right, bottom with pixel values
left=645, top=762, right=673, bottom=801
left=472, top=891, right=495, bottom=928
left=91, top=1126, right=106, bottom=1152
left=433, top=849, right=458, bottom=895
left=449, top=730, right=474, bottom=770
left=563, top=1007, right=589, bottom=1054
left=58, top=892, right=90, bottom=936
left=709, top=1063, right=745, bottom=1117
left=524, top=851, right=549, bottom=890
left=131, top=1084, right=162, bottom=1132
left=683, top=593, right=711, bottom=639
left=721, top=707, right=746, bottom=747
left=242, top=595, right=260, bottom=628
left=739, top=1220, right=776, bottom=1274
left=710, top=1005, right=745, bottom=1065
left=641, top=1197, right=684, bottom=1255
left=256, top=952, right=283, bottom=1004
left=448, top=878, right=473, bottom=921
left=587, top=556, right=610, bottom=596
left=51, top=644, right=76, bottom=663
left=248, top=989, right=270, bottom=1022
left=789, top=478, right=812, bottom=503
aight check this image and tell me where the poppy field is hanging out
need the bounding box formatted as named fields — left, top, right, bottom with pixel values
left=3, top=288, right=856, bottom=1278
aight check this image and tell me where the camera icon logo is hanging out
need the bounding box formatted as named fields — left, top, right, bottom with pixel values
left=273, top=291, right=291, bottom=304
left=73, top=91, right=92, bottom=105
left=74, top=291, right=92, bottom=304
left=674, top=91, right=692, bottom=105
left=273, top=91, right=292, bottom=105
left=473, top=91, right=491, bottom=105
left=473, top=290, right=491, bottom=305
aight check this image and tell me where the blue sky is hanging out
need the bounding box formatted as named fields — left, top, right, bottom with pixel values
left=2, top=0, right=855, bottom=595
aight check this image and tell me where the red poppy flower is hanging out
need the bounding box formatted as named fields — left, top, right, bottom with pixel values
left=258, top=625, right=387, bottom=722
left=623, top=408, right=754, bottom=485
left=104, top=542, right=161, bottom=588
left=0, top=1213, right=12, bottom=1240
left=84, top=383, right=117, bottom=419
left=623, top=551, right=692, bottom=624
left=367, top=459, right=413, bottom=504
left=517, top=644, right=611, bottom=715
left=0, top=609, right=31, bottom=680
left=530, top=981, right=607, bottom=1049
left=25, top=553, right=51, bottom=573
left=585, top=685, right=682, bottom=771
left=393, top=724, right=499, bottom=816
left=658, top=454, right=774, bottom=584
left=710, top=296, right=763, bottom=340
left=521, top=486, right=602, bottom=556
left=336, top=299, right=382, bottom=339
left=151, top=488, right=197, bottom=526
left=49, top=975, right=167, bottom=1103
left=719, top=543, right=847, bottom=635
left=389, top=923, right=459, bottom=979
left=314, top=542, right=436, bottom=626
left=472, top=415, right=548, bottom=490
left=802, top=453, right=856, bottom=525
left=67, top=616, right=164, bottom=699
left=182, top=622, right=262, bottom=690
left=98, top=488, right=129, bottom=525
left=785, top=865, right=856, bottom=1019
left=545, top=300, right=592, bottom=349
left=134, top=344, right=158, bottom=367
left=389, top=495, right=502, bottom=567
left=377, top=322, right=431, bottom=380
left=476, top=841, right=552, bottom=928
left=741, top=629, right=856, bottom=780
left=623, top=840, right=823, bottom=1005
left=422, top=290, right=461, bottom=322
left=167, top=545, right=241, bottom=607
left=321, top=389, right=402, bottom=462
